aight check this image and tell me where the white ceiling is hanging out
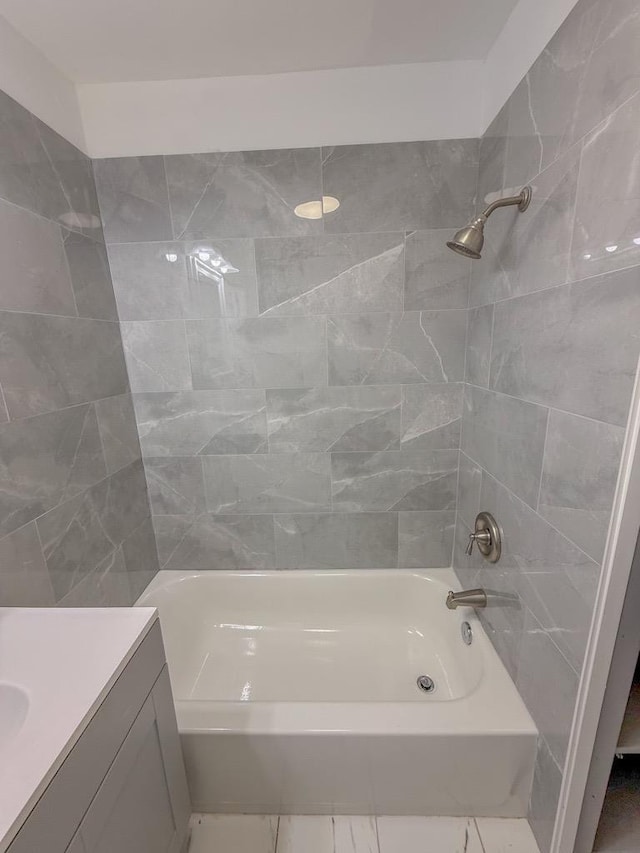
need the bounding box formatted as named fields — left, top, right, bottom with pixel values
left=0, top=0, right=519, bottom=83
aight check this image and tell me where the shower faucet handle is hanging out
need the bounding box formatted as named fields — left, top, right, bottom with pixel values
left=465, top=530, right=491, bottom=555
left=465, top=511, right=502, bottom=563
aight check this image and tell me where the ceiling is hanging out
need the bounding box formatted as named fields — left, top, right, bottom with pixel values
left=0, top=0, right=520, bottom=83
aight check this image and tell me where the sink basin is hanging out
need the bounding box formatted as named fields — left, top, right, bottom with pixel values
left=0, top=684, right=29, bottom=752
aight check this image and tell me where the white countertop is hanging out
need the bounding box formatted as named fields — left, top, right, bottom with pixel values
left=0, top=607, right=157, bottom=852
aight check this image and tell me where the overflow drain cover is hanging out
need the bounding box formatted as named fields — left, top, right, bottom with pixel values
left=416, top=675, right=435, bottom=693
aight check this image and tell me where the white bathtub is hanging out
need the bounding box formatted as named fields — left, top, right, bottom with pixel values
left=137, top=569, right=537, bottom=816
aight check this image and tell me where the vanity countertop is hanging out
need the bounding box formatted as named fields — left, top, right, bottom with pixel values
left=0, top=607, right=157, bottom=852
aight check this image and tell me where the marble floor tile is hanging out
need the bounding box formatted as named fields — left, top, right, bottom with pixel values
left=376, top=816, right=483, bottom=853
left=476, top=818, right=541, bottom=852
left=333, top=817, right=379, bottom=853
left=185, top=815, right=540, bottom=853
left=189, top=814, right=278, bottom=853
left=277, top=816, right=334, bottom=853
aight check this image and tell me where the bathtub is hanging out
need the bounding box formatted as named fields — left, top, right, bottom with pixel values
left=137, top=569, right=537, bottom=816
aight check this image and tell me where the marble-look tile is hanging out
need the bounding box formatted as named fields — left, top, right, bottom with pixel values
left=266, top=386, right=401, bottom=453
left=327, top=311, right=466, bottom=385
left=133, top=390, right=268, bottom=456
left=400, top=383, right=463, bottom=450
left=32, top=118, right=102, bottom=238
left=121, top=320, right=192, bottom=392
left=0, top=91, right=100, bottom=234
left=528, top=739, right=563, bottom=853
left=37, top=460, right=149, bottom=600
left=377, top=817, right=483, bottom=853
left=456, top=451, right=482, bottom=529
left=473, top=145, right=580, bottom=307
left=505, top=0, right=640, bottom=189
left=332, top=817, right=379, bottom=853
left=145, top=457, right=206, bottom=516
left=516, top=609, right=580, bottom=767
left=95, top=393, right=141, bottom=474
left=0, top=313, right=128, bottom=419
left=322, top=140, right=478, bottom=233
left=154, top=514, right=275, bottom=570
left=569, top=0, right=640, bottom=147
left=62, top=230, right=117, bottom=321
left=0, top=90, right=72, bottom=218
left=186, top=316, right=327, bottom=389
left=398, top=511, right=455, bottom=568
left=93, top=155, right=172, bottom=243
left=0, top=404, right=107, bottom=536
left=0, top=199, right=76, bottom=316
left=571, top=91, right=640, bottom=280
left=461, top=386, right=548, bottom=508
left=480, top=469, right=600, bottom=674
left=404, top=229, right=471, bottom=311
left=277, top=816, right=333, bottom=853
left=274, top=512, right=398, bottom=569
left=502, top=1, right=602, bottom=186
left=331, top=450, right=457, bottom=512
left=0, top=521, right=54, bottom=606
left=476, top=104, right=508, bottom=212
left=539, top=410, right=624, bottom=563
left=203, top=453, right=331, bottom=514
left=0, top=389, right=8, bottom=424
left=254, top=233, right=404, bottom=316
left=107, top=241, right=189, bottom=320
left=475, top=818, right=541, bottom=853
left=490, top=267, right=640, bottom=426
left=56, top=547, right=132, bottom=608
left=189, top=814, right=278, bottom=853
left=107, top=239, right=258, bottom=320
left=165, top=148, right=322, bottom=238
left=465, top=305, right=493, bottom=388
left=121, top=515, right=160, bottom=600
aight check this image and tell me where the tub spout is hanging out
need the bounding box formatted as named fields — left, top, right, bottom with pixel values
left=446, top=589, right=487, bottom=609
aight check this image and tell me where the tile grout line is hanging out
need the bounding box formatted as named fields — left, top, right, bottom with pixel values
left=535, top=410, right=551, bottom=514
left=464, top=380, right=623, bottom=431
left=473, top=818, right=488, bottom=853
left=274, top=815, right=281, bottom=853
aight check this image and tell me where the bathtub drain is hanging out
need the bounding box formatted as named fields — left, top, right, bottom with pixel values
left=416, top=675, right=435, bottom=694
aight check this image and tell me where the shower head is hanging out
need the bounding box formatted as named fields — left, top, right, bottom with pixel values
left=447, top=185, right=532, bottom=260
left=447, top=218, right=486, bottom=259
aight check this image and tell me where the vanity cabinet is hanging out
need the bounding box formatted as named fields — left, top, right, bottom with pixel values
left=8, top=620, right=190, bottom=853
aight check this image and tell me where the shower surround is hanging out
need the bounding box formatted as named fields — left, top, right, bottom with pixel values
left=0, top=90, right=159, bottom=608
left=453, top=0, right=640, bottom=849
left=93, top=141, right=478, bottom=572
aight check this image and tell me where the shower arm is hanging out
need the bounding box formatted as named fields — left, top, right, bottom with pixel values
left=479, top=187, right=532, bottom=221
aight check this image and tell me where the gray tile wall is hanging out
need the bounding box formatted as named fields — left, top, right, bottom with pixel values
left=453, top=1, right=640, bottom=849
left=93, top=140, right=477, bottom=573
left=0, top=90, right=159, bottom=607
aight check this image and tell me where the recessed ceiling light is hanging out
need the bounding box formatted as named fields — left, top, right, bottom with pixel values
left=294, top=196, right=340, bottom=220
left=605, top=244, right=618, bottom=253
left=633, top=237, right=640, bottom=246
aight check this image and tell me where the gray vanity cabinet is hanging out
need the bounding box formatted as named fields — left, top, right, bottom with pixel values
left=8, top=620, right=190, bottom=853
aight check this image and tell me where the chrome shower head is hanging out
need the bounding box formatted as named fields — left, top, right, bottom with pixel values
left=447, top=185, right=532, bottom=260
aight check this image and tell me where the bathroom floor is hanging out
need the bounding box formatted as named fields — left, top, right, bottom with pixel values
left=188, top=814, right=540, bottom=853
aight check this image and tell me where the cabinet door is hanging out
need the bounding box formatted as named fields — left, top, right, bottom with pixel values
left=79, top=685, right=180, bottom=853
